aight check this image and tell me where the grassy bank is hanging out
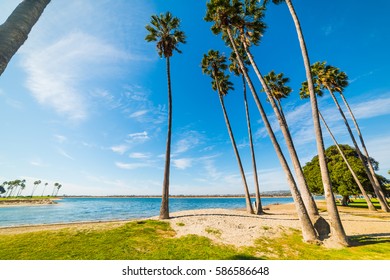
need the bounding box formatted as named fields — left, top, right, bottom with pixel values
left=0, top=220, right=389, bottom=260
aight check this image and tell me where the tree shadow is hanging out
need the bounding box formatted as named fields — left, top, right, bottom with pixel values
left=228, top=254, right=263, bottom=260
left=349, top=233, right=390, bottom=247
left=170, top=212, right=298, bottom=221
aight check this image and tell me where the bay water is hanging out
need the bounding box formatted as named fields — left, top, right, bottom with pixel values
left=0, top=197, right=295, bottom=227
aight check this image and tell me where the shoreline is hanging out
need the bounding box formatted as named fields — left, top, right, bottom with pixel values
left=0, top=198, right=58, bottom=208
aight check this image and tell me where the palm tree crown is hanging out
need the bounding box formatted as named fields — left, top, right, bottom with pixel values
left=201, top=50, right=233, bottom=95
left=264, top=70, right=292, bottom=101
left=145, top=12, right=186, bottom=58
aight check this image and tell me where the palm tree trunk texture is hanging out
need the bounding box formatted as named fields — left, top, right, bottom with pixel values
left=328, top=90, right=390, bottom=212
left=319, top=112, right=377, bottom=211
left=242, top=76, right=263, bottom=214
left=160, top=57, right=172, bottom=219
left=216, top=83, right=254, bottom=214
left=339, top=93, right=389, bottom=207
left=285, top=0, right=349, bottom=245
left=0, top=0, right=51, bottom=76
left=226, top=28, right=317, bottom=242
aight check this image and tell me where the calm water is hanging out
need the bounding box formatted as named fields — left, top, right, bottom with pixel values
left=0, top=197, right=295, bottom=227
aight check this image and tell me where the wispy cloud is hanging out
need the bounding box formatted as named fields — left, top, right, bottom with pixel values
left=172, top=158, right=193, bottom=170
left=124, top=85, right=167, bottom=125
left=17, top=0, right=154, bottom=122
left=53, top=134, right=67, bottom=144
left=22, top=31, right=127, bottom=121
left=348, top=94, right=390, bottom=119
left=110, top=145, right=129, bottom=155
left=115, top=162, right=150, bottom=170
left=57, top=148, right=74, bottom=160
left=174, top=130, right=204, bottom=154
left=129, top=152, right=151, bottom=159
left=127, top=131, right=150, bottom=143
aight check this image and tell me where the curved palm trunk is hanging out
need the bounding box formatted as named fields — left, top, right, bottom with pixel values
left=217, top=88, right=254, bottom=214
left=241, top=38, right=322, bottom=220
left=160, top=57, right=173, bottom=219
left=328, top=90, right=390, bottom=212
left=243, top=38, right=330, bottom=237
left=242, top=76, right=263, bottom=214
left=339, top=93, right=389, bottom=207
left=319, top=112, right=376, bottom=211
left=285, top=0, right=349, bottom=246
left=226, top=28, right=317, bottom=242
left=0, top=0, right=51, bottom=76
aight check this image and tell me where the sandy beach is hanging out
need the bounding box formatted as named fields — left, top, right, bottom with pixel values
left=1, top=202, right=389, bottom=248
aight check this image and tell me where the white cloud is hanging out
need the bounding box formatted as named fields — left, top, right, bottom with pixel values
left=22, top=31, right=127, bottom=121
left=174, top=130, right=203, bottom=154
left=173, top=158, right=193, bottom=170
left=110, top=145, right=129, bottom=155
left=348, top=95, right=390, bottom=119
left=115, top=162, right=150, bottom=170
left=365, top=135, right=390, bottom=175
left=127, top=131, right=150, bottom=143
left=129, top=152, right=151, bottom=159
left=124, top=85, right=167, bottom=124
left=57, top=148, right=74, bottom=160
left=130, top=110, right=149, bottom=118
left=54, top=134, right=67, bottom=144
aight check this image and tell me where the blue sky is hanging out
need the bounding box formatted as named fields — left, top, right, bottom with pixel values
left=0, top=0, right=389, bottom=196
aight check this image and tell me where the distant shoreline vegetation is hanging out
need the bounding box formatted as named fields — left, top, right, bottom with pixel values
left=0, top=198, right=57, bottom=207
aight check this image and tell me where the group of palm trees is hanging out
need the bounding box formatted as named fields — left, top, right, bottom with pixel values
left=0, top=0, right=388, bottom=248
left=145, top=0, right=389, bottom=247
left=0, top=180, right=62, bottom=198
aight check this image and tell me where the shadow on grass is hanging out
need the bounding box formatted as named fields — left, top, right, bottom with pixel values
left=349, top=233, right=390, bottom=247
left=343, top=202, right=381, bottom=210
left=229, top=254, right=263, bottom=260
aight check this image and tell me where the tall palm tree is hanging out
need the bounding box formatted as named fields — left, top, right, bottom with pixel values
left=145, top=12, right=186, bottom=219
left=202, top=50, right=254, bottom=214
left=41, top=182, right=48, bottom=196
left=318, top=112, right=376, bottom=211
left=337, top=75, right=389, bottom=208
left=205, top=0, right=318, bottom=242
left=226, top=0, right=328, bottom=233
left=0, top=0, right=51, bottom=76
left=229, top=50, right=263, bottom=214
left=31, top=180, right=41, bottom=197
left=309, top=61, right=390, bottom=212
left=55, top=184, right=62, bottom=196
left=263, top=0, right=349, bottom=246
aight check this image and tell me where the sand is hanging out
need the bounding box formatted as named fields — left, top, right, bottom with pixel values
left=1, top=202, right=389, bottom=248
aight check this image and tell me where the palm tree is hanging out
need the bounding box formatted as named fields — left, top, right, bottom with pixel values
left=263, top=70, right=291, bottom=122
left=202, top=50, right=254, bottom=214
left=338, top=76, right=389, bottom=208
left=229, top=50, right=263, bottom=214
left=41, top=182, right=48, bottom=196
left=145, top=12, right=186, bottom=219
left=318, top=112, right=376, bottom=211
left=55, top=184, right=62, bottom=196
left=205, top=0, right=318, bottom=242
left=0, top=0, right=51, bottom=76
left=225, top=0, right=328, bottom=232
left=309, top=61, right=390, bottom=212
left=263, top=0, right=349, bottom=246
left=31, top=180, right=41, bottom=197
left=17, top=179, right=26, bottom=197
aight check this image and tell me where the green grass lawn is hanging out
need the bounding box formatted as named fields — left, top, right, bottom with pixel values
left=0, top=220, right=389, bottom=260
